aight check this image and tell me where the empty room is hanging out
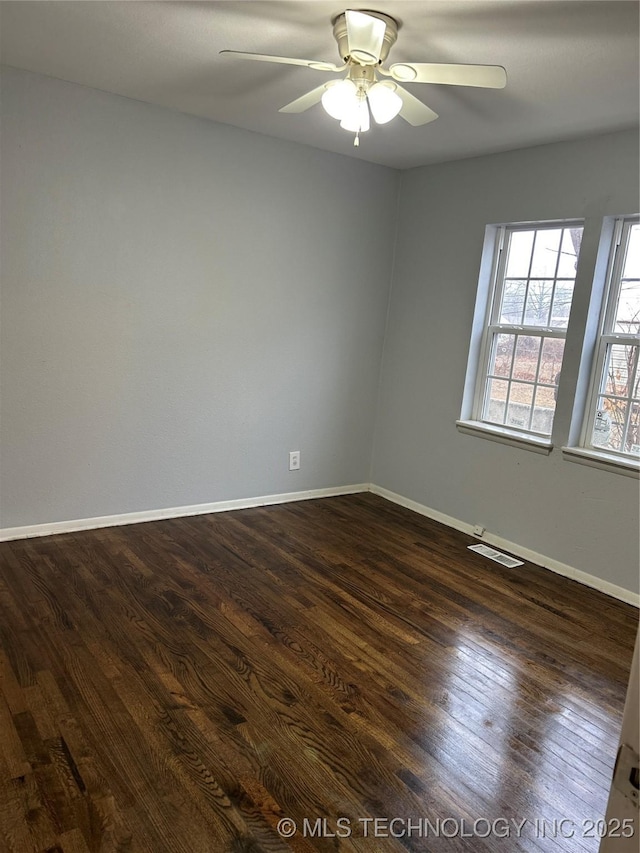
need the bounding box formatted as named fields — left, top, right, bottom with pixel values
left=1, top=2, right=639, bottom=851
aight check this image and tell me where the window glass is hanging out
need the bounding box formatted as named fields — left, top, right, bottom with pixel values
left=478, top=223, right=582, bottom=436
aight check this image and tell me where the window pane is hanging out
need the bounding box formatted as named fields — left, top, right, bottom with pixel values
left=538, top=337, right=565, bottom=386
left=603, top=344, right=638, bottom=397
left=512, top=335, right=540, bottom=382
left=613, top=224, right=640, bottom=333
left=489, top=333, right=515, bottom=378
left=505, top=230, right=534, bottom=277
left=483, top=378, right=508, bottom=425
left=524, top=281, right=553, bottom=326
left=533, top=383, right=556, bottom=409
left=530, top=229, right=561, bottom=277
left=471, top=221, right=581, bottom=441
left=500, top=280, right=526, bottom=324
left=593, top=398, right=627, bottom=452
left=627, top=404, right=640, bottom=455
left=506, top=383, right=533, bottom=430
left=556, top=228, right=583, bottom=277
left=591, top=405, right=615, bottom=449
left=549, top=281, right=574, bottom=329
left=622, top=223, right=640, bottom=279
left=613, top=279, right=640, bottom=334
left=532, top=386, right=555, bottom=434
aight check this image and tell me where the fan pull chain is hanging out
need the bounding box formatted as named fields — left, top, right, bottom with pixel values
left=354, top=131, right=360, bottom=147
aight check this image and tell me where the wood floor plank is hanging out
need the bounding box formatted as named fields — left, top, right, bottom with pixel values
left=0, top=493, right=636, bottom=852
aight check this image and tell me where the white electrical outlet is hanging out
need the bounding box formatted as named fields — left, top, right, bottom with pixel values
left=289, top=451, right=300, bottom=471
left=473, top=524, right=485, bottom=537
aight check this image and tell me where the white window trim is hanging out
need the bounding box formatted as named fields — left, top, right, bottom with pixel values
left=572, top=215, right=640, bottom=471
left=456, top=419, right=552, bottom=454
left=561, top=445, right=639, bottom=479
left=461, top=220, right=583, bottom=448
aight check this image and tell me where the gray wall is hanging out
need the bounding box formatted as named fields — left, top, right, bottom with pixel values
left=0, top=68, right=398, bottom=526
left=2, top=68, right=638, bottom=596
left=371, top=129, right=640, bottom=594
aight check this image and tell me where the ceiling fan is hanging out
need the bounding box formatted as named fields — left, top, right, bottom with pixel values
left=221, top=9, right=507, bottom=146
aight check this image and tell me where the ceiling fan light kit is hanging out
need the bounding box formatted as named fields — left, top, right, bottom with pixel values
left=367, top=83, right=403, bottom=124
left=321, top=78, right=357, bottom=120
left=221, top=9, right=507, bottom=147
left=320, top=66, right=401, bottom=144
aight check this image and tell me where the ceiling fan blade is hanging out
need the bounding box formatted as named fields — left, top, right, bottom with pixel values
left=390, top=62, right=507, bottom=89
left=279, top=84, right=330, bottom=114
left=220, top=50, right=343, bottom=73
left=345, top=10, right=386, bottom=65
left=395, top=86, right=438, bottom=126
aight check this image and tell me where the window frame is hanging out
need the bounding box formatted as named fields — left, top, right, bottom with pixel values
left=470, top=219, right=584, bottom=441
left=579, top=215, right=640, bottom=463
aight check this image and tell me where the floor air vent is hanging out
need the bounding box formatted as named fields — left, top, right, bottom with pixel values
left=468, top=543, right=523, bottom=568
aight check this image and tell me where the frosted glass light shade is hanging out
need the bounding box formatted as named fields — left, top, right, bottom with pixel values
left=367, top=83, right=403, bottom=124
left=321, top=80, right=358, bottom=120
left=339, top=99, right=370, bottom=133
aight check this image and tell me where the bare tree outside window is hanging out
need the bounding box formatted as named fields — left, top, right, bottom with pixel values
left=587, top=220, right=640, bottom=457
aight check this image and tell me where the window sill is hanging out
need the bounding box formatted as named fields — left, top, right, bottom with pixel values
left=456, top=420, right=553, bottom=455
left=561, top=446, right=640, bottom=479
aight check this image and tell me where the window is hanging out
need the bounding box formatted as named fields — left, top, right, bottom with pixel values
left=470, top=221, right=583, bottom=440
left=581, top=217, right=640, bottom=460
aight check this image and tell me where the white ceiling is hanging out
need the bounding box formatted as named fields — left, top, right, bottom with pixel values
left=1, top=1, right=638, bottom=169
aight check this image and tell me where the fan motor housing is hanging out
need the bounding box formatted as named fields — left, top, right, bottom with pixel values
left=332, top=11, right=398, bottom=64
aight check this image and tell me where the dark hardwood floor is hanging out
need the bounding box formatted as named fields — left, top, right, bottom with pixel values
left=0, top=493, right=637, bottom=853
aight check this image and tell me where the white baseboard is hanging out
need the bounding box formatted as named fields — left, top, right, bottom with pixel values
left=370, top=484, right=640, bottom=608
left=0, top=484, right=369, bottom=543
left=3, top=481, right=637, bottom=608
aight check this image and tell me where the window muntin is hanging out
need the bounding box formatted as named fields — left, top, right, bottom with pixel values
left=584, top=219, right=640, bottom=458
left=477, top=222, right=583, bottom=437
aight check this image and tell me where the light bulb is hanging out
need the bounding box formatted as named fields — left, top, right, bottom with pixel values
left=367, top=82, right=403, bottom=125
left=321, top=79, right=358, bottom=120
left=339, top=98, right=370, bottom=133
